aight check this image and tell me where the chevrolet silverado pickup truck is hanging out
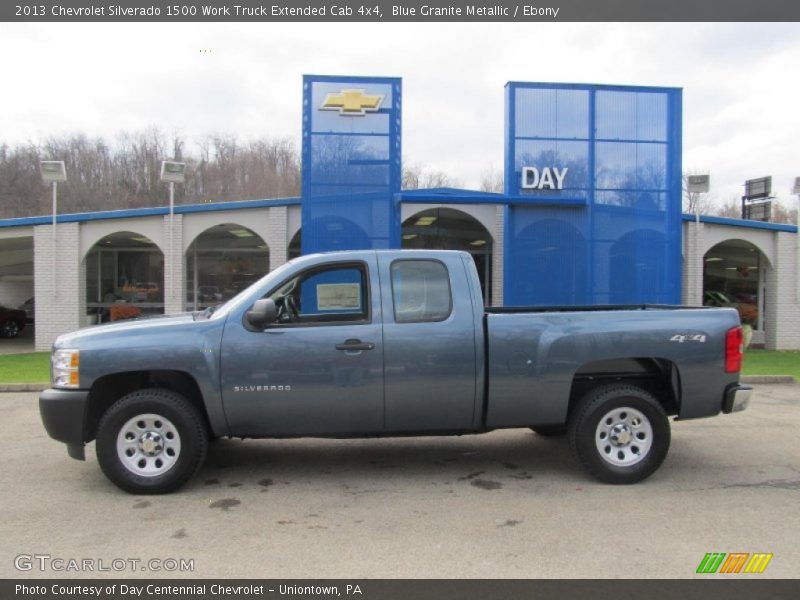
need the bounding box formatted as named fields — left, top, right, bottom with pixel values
left=40, top=250, right=752, bottom=494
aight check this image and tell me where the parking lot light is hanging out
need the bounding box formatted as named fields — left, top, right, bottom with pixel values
left=40, top=161, right=67, bottom=297
left=160, top=161, right=186, bottom=310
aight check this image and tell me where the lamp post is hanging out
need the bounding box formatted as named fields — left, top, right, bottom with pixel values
left=40, top=161, right=67, bottom=297
left=687, top=174, right=710, bottom=305
left=160, top=161, right=186, bottom=312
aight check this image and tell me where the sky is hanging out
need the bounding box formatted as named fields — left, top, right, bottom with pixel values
left=2, top=22, right=799, bottom=208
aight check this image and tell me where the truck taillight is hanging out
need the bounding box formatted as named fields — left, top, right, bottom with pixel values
left=725, top=326, right=743, bottom=373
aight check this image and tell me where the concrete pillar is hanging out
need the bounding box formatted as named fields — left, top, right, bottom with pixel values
left=765, top=232, right=800, bottom=350
left=492, top=206, right=504, bottom=307
left=268, top=206, right=289, bottom=272
left=34, top=222, right=82, bottom=350
left=682, top=221, right=704, bottom=306
left=162, top=214, right=185, bottom=315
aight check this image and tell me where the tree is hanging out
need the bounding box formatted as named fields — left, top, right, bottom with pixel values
left=769, top=201, right=798, bottom=225
left=479, top=166, right=503, bottom=193
left=401, top=162, right=459, bottom=190
left=716, top=198, right=740, bottom=219
left=0, top=129, right=302, bottom=218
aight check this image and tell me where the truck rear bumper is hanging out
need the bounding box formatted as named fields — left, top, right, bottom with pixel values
left=39, top=388, right=89, bottom=460
left=722, top=384, right=752, bottom=414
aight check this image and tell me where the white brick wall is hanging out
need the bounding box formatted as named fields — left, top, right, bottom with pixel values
left=765, top=232, right=800, bottom=350
left=34, top=223, right=83, bottom=350
left=268, top=206, right=288, bottom=271
left=492, top=206, right=504, bottom=306
left=681, top=221, right=704, bottom=305
left=162, top=214, right=185, bottom=315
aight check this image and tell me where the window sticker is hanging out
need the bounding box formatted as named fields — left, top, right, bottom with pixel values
left=316, top=283, right=361, bottom=311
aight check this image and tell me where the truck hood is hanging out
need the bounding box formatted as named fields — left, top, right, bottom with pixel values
left=54, top=313, right=198, bottom=349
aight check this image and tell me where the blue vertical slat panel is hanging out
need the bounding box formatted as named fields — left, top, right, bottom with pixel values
left=504, top=82, right=682, bottom=306
left=301, top=75, right=401, bottom=254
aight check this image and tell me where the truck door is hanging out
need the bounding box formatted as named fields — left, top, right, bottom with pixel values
left=378, top=253, right=478, bottom=432
left=220, top=256, right=384, bottom=436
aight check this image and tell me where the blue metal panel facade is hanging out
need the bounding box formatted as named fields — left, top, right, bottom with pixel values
left=504, top=82, right=682, bottom=306
left=301, top=75, right=402, bottom=254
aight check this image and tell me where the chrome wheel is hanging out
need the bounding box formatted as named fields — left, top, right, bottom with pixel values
left=2, top=320, right=19, bottom=338
left=116, top=413, right=181, bottom=477
left=595, top=407, right=653, bottom=467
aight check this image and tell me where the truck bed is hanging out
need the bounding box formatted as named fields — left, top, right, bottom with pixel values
left=483, top=305, right=740, bottom=429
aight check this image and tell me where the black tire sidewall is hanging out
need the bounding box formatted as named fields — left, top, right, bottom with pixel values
left=570, top=386, right=670, bottom=484
left=3, top=319, right=20, bottom=338
left=96, top=389, right=207, bottom=494
left=531, top=425, right=567, bottom=437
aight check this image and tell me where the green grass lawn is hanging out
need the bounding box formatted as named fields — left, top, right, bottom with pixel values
left=742, top=349, right=800, bottom=379
left=0, top=352, right=50, bottom=384
left=0, top=348, right=797, bottom=385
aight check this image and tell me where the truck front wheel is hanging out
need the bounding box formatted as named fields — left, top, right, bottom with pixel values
left=568, top=384, right=670, bottom=484
left=95, top=388, right=208, bottom=494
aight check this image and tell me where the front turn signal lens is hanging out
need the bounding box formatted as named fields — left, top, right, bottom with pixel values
left=52, top=349, right=80, bottom=389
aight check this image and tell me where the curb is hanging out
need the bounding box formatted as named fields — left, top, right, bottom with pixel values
left=0, top=383, right=48, bottom=393
left=741, top=375, right=796, bottom=384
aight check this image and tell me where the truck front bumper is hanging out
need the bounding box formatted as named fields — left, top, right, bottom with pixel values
left=722, top=384, right=752, bottom=414
left=39, top=388, right=89, bottom=460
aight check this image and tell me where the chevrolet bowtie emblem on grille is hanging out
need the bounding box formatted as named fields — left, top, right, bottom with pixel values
left=320, top=89, right=384, bottom=116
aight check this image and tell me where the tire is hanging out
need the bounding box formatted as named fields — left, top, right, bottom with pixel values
left=95, top=388, right=208, bottom=494
left=568, top=384, right=670, bottom=484
left=2, top=319, right=20, bottom=338
left=530, top=425, right=567, bottom=437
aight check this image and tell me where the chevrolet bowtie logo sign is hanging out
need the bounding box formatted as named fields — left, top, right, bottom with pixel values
left=320, top=89, right=384, bottom=116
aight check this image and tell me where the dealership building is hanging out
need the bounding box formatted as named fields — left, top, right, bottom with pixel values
left=0, top=76, right=798, bottom=351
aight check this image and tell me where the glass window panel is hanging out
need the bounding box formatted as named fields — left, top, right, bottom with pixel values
left=391, top=260, right=452, bottom=323
left=636, top=92, right=668, bottom=141
left=596, top=142, right=667, bottom=190
left=515, top=88, right=589, bottom=139
left=596, top=90, right=668, bottom=142
left=514, top=139, right=590, bottom=191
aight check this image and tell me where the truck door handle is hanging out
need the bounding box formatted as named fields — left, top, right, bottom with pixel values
left=335, top=339, right=375, bottom=352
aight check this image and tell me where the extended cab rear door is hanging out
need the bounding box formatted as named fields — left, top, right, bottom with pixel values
left=377, top=252, right=479, bottom=432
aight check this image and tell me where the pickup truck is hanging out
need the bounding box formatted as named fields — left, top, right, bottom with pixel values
left=40, top=250, right=752, bottom=494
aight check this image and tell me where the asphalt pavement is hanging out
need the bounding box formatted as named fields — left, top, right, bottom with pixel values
left=1, top=384, right=798, bottom=579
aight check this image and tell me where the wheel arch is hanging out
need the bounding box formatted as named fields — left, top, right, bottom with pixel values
left=568, top=357, right=681, bottom=420
left=85, top=370, right=210, bottom=442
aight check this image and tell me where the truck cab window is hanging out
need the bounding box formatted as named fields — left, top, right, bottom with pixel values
left=391, top=260, right=452, bottom=323
left=268, top=264, right=368, bottom=325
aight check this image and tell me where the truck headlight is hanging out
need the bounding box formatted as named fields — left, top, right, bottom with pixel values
left=52, top=349, right=80, bottom=389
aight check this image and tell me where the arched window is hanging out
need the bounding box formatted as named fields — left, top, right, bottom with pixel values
left=703, top=239, right=768, bottom=332
left=185, top=224, right=269, bottom=311
left=84, top=231, right=164, bottom=322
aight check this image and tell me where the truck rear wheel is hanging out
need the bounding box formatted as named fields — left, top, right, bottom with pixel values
left=568, top=384, right=670, bottom=484
left=95, top=388, right=208, bottom=494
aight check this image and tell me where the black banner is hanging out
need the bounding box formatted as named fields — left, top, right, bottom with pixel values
left=3, top=580, right=800, bottom=600
left=3, top=0, right=800, bottom=22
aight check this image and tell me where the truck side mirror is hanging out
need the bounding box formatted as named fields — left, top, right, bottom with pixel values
left=246, top=298, right=278, bottom=329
